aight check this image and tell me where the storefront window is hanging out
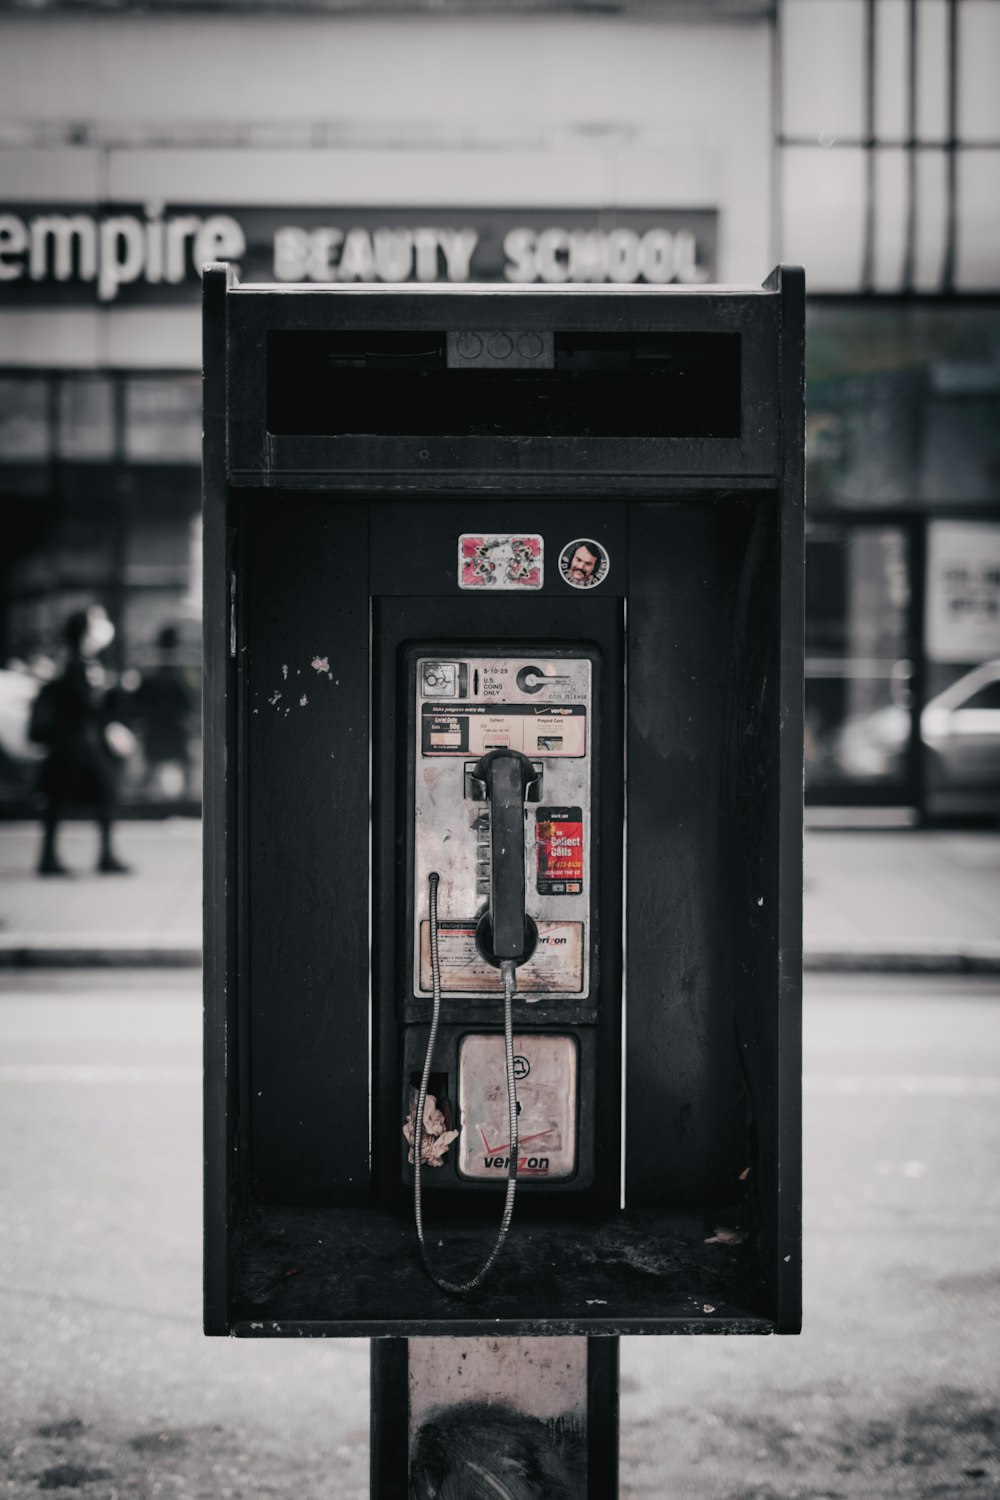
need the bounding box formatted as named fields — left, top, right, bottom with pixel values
left=0, top=377, right=50, bottom=462
left=125, top=376, right=202, bottom=463
left=783, top=150, right=867, bottom=293
left=805, top=522, right=914, bottom=800
left=916, top=0, right=950, bottom=141
left=807, top=303, right=1000, bottom=508
left=921, top=518, right=1000, bottom=811
left=958, top=2, right=1000, bottom=140
left=957, top=151, right=1000, bottom=289
left=0, top=455, right=202, bottom=811
left=4, top=507, right=119, bottom=666
left=782, top=0, right=866, bottom=140
left=56, top=375, right=115, bottom=461
left=780, top=0, right=1000, bottom=294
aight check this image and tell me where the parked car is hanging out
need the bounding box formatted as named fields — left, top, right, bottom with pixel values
left=834, top=659, right=1000, bottom=798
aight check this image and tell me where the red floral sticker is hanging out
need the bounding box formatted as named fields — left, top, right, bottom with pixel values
left=459, top=534, right=543, bottom=590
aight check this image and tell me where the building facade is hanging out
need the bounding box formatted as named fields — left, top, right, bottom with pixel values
left=1, top=0, right=998, bottom=815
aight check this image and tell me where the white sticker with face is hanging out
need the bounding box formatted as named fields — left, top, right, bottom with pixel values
left=558, top=538, right=610, bottom=590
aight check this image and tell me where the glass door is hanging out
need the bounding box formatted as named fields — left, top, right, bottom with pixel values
left=805, top=520, right=918, bottom=807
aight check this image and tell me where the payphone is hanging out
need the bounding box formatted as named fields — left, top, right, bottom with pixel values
left=403, top=647, right=599, bottom=1288
left=203, top=267, right=804, bottom=1343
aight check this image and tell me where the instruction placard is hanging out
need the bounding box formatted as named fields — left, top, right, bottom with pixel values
left=422, top=703, right=586, bottom=757
left=419, top=919, right=583, bottom=994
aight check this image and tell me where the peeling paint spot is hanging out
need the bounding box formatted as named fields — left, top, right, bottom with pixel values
left=705, top=1227, right=746, bottom=1245
left=300, top=694, right=308, bottom=707
left=269, top=691, right=282, bottom=706
left=282, top=665, right=288, bottom=680
left=311, top=656, right=330, bottom=673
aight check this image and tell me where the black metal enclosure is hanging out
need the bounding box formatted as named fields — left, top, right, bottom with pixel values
left=203, top=267, right=804, bottom=1338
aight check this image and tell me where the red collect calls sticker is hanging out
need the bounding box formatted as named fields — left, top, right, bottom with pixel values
left=536, top=806, right=584, bottom=895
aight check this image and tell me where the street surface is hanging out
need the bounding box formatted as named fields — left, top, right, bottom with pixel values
left=1, top=971, right=998, bottom=1498
left=624, top=975, right=1000, bottom=1498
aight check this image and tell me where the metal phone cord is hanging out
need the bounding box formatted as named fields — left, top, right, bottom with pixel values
left=412, top=871, right=519, bottom=1294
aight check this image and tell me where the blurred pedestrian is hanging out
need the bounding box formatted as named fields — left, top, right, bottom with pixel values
left=28, top=604, right=135, bottom=876
left=132, top=623, right=195, bottom=800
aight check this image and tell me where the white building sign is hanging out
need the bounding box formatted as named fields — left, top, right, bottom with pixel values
left=0, top=204, right=716, bottom=304
left=926, top=521, right=1000, bottom=663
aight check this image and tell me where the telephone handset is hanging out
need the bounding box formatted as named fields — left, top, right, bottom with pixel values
left=405, top=646, right=597, bottom=1291
left=471, top=749, right=539, bottom=970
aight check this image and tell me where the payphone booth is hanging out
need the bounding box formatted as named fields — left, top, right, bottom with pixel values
left=203, top=265, right=804, bottom=1487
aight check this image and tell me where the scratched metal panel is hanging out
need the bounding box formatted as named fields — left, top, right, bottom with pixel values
left=408, top=1337, right=589, bottom=1495
left=411, top=651, right=594, bottom=1000
left=626, top=495, right=764, bottom=1208
left=372, top=1337, right=619, bottom=1497
left=243, top=492, right=371, bottom=1204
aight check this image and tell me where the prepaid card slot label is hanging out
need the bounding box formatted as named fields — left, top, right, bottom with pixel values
left=457, top=1033, right=578, bottom=1181
left=419, top=920, right=583, bottom=994
left=422, top=703, right=586, bottom=758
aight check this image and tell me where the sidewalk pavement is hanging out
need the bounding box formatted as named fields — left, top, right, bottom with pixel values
left=1, top=818, right=999, bottom=972
left=0, top=820, right=201, bottom=967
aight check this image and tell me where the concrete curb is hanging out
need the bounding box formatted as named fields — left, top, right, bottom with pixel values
left=0, top=939, right=201, bottom=968
left=804, top=947, right=1000, bottom=975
